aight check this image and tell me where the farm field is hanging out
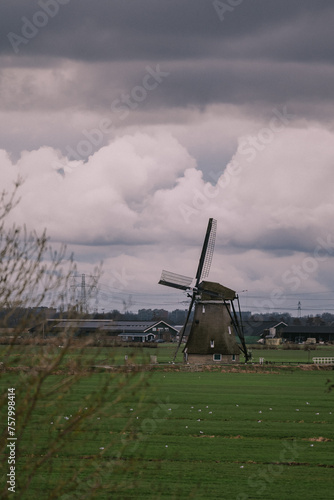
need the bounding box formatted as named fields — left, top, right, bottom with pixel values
left=1, top=343, right=334, bottom=366
left=1, top=357, right=334, bottom=499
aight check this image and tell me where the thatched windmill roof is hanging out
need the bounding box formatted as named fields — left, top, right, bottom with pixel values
left=198, top=281, right=237, bottom=301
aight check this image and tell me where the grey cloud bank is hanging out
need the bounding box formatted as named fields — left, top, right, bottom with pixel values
left=1, top=1, right=334, bottom=313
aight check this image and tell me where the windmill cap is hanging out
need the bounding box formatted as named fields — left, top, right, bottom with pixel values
left=198, top=281, right=237, bottom=300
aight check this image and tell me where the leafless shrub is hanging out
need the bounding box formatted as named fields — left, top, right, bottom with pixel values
left=0, top=181, right=147, bottom=498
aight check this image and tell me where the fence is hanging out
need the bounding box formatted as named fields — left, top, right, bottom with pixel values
left=312, top=357, right=334, bottom=365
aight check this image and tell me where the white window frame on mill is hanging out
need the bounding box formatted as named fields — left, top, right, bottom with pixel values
left=213, top=353, right=222, bottom=361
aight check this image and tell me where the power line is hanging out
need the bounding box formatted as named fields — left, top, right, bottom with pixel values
left=249, top=305, right=334, bottom=312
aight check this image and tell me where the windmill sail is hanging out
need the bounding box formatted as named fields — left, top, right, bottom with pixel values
left=195, top=218, right=217, bottom=286
left=158, top=270, right=193, bottom=291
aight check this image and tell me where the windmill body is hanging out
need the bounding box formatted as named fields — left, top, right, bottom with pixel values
left=183, top=281, right=241, bottom=364
left=158, top=219, right=249, bottom=364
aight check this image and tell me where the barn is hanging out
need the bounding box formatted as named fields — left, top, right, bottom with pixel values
left=28, top=319, right=178, bottom=342
left=281, top=325, right=334, bottom=344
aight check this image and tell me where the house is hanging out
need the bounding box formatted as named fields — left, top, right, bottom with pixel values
left=117, top=331, right=155, bottom=343
left=102, top=320, right=178, bottom=342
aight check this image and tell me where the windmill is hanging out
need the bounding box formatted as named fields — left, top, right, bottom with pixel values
left=158, top=218, right=249, bottom=364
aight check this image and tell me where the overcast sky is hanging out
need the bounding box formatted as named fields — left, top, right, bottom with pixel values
left=1, top=0, right=334, bottom=315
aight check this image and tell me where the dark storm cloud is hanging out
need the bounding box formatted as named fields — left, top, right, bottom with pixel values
left=2, top=0, right=334, bottom=120
left=2, top=0, right=334, bottom=63
left=3, top=55, right=333, bottom=121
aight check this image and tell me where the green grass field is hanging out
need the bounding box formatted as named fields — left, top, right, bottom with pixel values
left=1, top=349, right=334, bottom=499
left=2, top=343, right=334, bottom=367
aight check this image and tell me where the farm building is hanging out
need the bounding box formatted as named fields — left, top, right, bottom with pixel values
left=28, top=319, right=178, bottom=342
left=115, top=321, right=178, bottom=342
left=242, top=320, right=288, bottom=343
left=281, top=325, right=334, bottom=343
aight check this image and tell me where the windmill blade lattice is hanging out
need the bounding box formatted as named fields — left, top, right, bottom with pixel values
left=200, top=218, right=217, bottom=282
left=195, top=218, right=217, bottom=286
left=158, top=270, right=193, bottom=291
